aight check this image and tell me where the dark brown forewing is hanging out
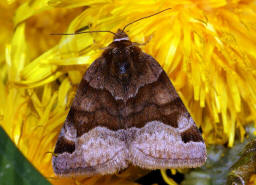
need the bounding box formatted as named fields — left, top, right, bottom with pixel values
left=126, top=55, right=206, bottom=168
left=52, top=57, right=129, bottom=176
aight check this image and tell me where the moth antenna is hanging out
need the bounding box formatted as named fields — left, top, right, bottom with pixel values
left=50, top=30, right=116, bottom=36
left=122, top=8, right=172, bottom=32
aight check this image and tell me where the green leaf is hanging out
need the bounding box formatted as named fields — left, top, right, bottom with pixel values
left=0, top=127, right=51, bottom=185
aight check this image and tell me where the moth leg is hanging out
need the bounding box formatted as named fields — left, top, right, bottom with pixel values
left=131, top=35, right=152, bottom=46
left=75, top=24, right=91, bottom=34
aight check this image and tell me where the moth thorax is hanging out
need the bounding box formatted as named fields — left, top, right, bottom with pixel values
left=111, top=51, right=132, bottom=83
left=114, top=61, right=131, bottom=83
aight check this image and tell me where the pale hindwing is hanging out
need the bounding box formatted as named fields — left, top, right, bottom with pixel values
left=129, top=120, right=206, bottom=169
left=53, top=126, right=128, bottom=175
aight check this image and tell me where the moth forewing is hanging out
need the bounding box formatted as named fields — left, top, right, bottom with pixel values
left=52, top=29, right=207, bottom=176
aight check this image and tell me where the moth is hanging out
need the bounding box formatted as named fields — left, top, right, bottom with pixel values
left=52, top=9, right=207, bottom=176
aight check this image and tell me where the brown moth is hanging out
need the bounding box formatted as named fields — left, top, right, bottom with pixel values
left=52, top=10, right=207, bottom=176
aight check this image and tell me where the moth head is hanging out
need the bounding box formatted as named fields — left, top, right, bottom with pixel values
left=113, top=29, right=129, bottom=42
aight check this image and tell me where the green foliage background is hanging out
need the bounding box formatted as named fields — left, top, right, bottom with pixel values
left=0, top=127, right=50, bottom=185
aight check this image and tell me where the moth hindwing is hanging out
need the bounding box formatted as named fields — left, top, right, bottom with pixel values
left=52, top=29, right=207, bottom=176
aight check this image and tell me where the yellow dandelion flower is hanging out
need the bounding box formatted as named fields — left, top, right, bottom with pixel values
left=0, top=1, right=15, bottom=62
left=250, top=174, right=256, bottom=185
left=1, top=0, right=256, bottom=185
